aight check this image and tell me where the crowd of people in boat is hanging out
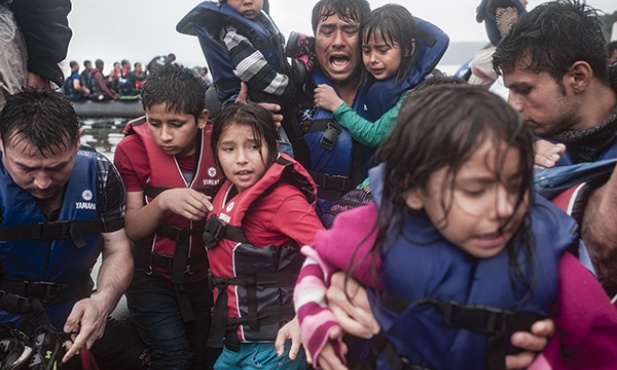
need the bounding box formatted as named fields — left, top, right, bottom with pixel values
left=2, top=0, right=617, bottom=369
left=62, top=54, right=213, bottom=102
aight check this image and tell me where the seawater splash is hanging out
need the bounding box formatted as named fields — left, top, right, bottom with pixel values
left=80, top=117, right=128, bottom=160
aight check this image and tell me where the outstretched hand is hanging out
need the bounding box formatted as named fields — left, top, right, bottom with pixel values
left=274, top=316, right=302, bottom=360
left=62, top=296, right=109, bottom=362
left=235, top=82, right=284, bottom=126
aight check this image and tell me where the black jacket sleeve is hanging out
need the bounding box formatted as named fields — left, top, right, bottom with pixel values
left=10, top=0, right=72, bottom=87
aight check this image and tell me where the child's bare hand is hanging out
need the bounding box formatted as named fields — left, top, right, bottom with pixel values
left=506, top=318, right=555, bottom=369
left=274, top=316, right=302, bottom=360
left=236, top=82, right=284, bottom=125
left=533, top=140, right=565, bottom=168
left=316, top=329, right=347, bottom=370
left=314, top=84, right=344, bottom=112
left=158, top=188, right=213, bottom=220
left=326, top=272, right=380, bottom=339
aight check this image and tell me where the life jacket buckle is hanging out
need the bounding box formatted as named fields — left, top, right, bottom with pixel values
left=35, top=221, right=71, bottom=240
left=203, top=215, right=226, bottom=250
left=319, top=121, right=341, bottom=150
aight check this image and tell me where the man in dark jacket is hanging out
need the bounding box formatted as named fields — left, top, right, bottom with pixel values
left=9, top=0, right=72, bottom=89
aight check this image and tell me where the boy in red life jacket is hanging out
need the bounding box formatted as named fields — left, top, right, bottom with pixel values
left=113, top=65, right=223, bottom=370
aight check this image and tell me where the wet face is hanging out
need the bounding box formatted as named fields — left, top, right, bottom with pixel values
left=225, top=0, right=263, bottom=20
left=315, top=12, right=362, bottom=86
left=0, top=134, right=79, bottom=201
left=146, top=103, right=207, bottom=157
left=362, top=31, right=403, bottom=81
left=216, top=122, right=269, bottom=193
left=503, top=57, right=580, bottom=137
left=405, top=140, right=529, bottom=259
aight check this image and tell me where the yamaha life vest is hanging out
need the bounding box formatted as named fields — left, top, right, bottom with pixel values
left=177, top=1, right=291, bottom=104
left=124, top=116, right=222, bottom=282
left=0, top=149, right=104, bottom=330
left=476, top=0, right=527, bottom=46
left=203, top=154, right=316, bottom=348
left=365, top=17, right=449, bottom=120
left=366, top=166, right=576, bottom=370
left=300, top=71, right=372, bottom=216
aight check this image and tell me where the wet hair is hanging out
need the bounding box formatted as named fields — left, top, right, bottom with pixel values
left=360, top=85, right=535, bottom=293
left=360, top=4, right=418, bottom=84
left=139, top=65, right=207, bottom=121
left=412, top=75, right=467, bottom=90
left=608, top=41, right=617, bottom=60
left=311, top=0, right=370, bottom=33
left=211, top=103, right=279, bottom=170
left=0, top=88, right=80, bottom=155
left=493, top=0, right=609, bottom=85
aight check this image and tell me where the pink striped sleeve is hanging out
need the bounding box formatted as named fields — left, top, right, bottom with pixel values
left=295, top=246, right=346, bottom=367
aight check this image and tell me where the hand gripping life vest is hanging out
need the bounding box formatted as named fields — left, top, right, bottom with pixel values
left=476, top=0, right=527, bottom=46
left=0, top=149, right=103, bottom=331
left=365, top=17, right=449, bottom=120
left=300, top=71, right=373, bottom=216
left=203, top=154, right=316, bottom=348
left=124, top=117, right=222, bottom=321
left=177, top=1, right=290, bottom=104
left=366, top=166, right=577, bottom=370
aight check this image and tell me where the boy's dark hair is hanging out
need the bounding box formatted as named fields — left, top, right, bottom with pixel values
left=311, top=0, right=370, bottom=33
left=360, top=4, right=418, bottom=85
left=69, top=61, right=78, bottom=69
left=211, top=103, right=279, bottom=169
left=83, top=60, right=92, bottom=68
left=0, top=88, right=80, bottom=155
left=493, top=0, right=609, bottom=85
left=95, top=59, right=104, bottom=69
left=139, top=65, right=207, bottom=121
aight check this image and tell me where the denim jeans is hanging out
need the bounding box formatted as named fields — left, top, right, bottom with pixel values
left=278, top=126, right=295, bottom=158
left=126, top=270, right=216, bottom=370
left=214, top=342, right=307, bottom=370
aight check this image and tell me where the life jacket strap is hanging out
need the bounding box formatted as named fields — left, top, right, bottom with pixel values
left=309, top=171, right=355, bottom=201
left=0, top=220, right=102, bottom=248
left=207, top=269, right=299, bottom=350
left=203, top=215, right=248, bottom=250
left=372, top=331, right=432, bottom=370
left=379, top=294, right=545, bottom=370
left=0, top=277, right=93, bottom=333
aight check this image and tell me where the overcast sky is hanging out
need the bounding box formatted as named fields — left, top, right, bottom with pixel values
left=67, top=0, right=616, bottom=73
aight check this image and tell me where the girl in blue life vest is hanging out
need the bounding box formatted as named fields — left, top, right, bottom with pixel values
left=295, top=85, right=617, bottom=370
left=202, top=103, right=324, bottom=370
left=312, top=3, right=448, bottom=148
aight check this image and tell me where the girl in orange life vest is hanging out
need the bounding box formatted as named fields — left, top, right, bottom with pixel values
left=205, top=103, right=323, bottom=370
